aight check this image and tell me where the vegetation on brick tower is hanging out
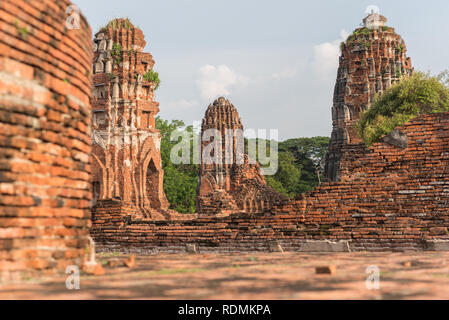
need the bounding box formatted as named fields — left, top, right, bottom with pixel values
left=143, top=70, right=161, bottom=90
left=341, top=27, right=374, bottom=50
left=111, top=43, right=122, bottom=65
left=358, top=71, right=449, bottom=146
left=106, top=18, right=134, bottom=30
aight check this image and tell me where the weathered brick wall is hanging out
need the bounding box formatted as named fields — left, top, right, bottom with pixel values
left=92, top=112, right=449, bottom=253
left=0, top=0, right=92, bottom=281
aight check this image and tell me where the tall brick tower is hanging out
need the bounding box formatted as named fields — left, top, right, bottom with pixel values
left=198, top=97, right=245, bottom=194
left=196, top=97, right=285, bottom=215
left=91, top=19, right=169, bottom=217
left=325, top=13, right=413, bottom=181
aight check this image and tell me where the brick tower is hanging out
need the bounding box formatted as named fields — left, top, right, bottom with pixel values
left=198, top=97, right=245, bottom=194
left=91, top=19, right=169, bottom=217
left=0, top=0, right=92, bottom=281
left=196, top=97, right=285, bottom=215
left=325, top=13, right=413, bottom=181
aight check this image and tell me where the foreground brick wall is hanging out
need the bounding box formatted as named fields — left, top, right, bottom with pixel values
left=0, top=0, right=92, bottom=281
left=92, top=112, right=449, bottom=252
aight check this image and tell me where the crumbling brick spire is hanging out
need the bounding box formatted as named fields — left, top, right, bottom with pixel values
left=324, top=13, right=413, bottom=181
left=200, top=97, right=244, bottom=191
left=91, top=18, right=169, bottom=217
left=196, top=97, right=286, bottom=215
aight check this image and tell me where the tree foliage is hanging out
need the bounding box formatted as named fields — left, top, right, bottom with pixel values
left=358, top=72, right=449, bottom=146
left=271, top=137, right=330, bottom=196
left=246, top=137, right=330, bottom=197
left=156, top=117, right=198, bottom=213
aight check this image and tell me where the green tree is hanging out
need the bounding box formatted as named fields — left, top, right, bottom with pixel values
left=358, top=72, right=449, bottom=146
left=156, top=117, right=198, bottom=213
left=269, top=151, right=301, bottom=197
left=258, top=137, right=330, bottom=197
left=279, top=137, right=330, bottom=188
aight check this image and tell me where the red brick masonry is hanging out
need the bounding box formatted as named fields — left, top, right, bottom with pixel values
left=92, top=112, right=449, bottom=252
left=91, top=20, right=170, bottom=218
left=325, top=14, right=413, bottom=181
left=0, top=0, right=92, bottom=281
left=196, top=97, right=286, bottom=215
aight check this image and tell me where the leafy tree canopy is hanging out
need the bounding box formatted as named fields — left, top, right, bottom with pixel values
left=273, top=137, right=330, bottom=195
left=358, top=72, right=449, bottom=146
left=245, top=137, right=329, bottom=197
left=156, top=117, right=198, bottom=213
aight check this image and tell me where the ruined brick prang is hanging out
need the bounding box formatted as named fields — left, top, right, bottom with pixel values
left=91, top=19, right=169, bottom=219
left=325, top=13, right=413, bottom=181
left=0, top=0, right=92, bottom=281
left=92, top=112, right=449, bottom=253
left=196, top=97, right=286, bottom=215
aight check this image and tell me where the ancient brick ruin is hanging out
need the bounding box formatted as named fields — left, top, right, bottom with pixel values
left=91, top=19, right=169, bottom=220
left=325, top=13, right=413, bottom=181
left=0, top=0, right=92, bottom=281
left=196, top=97, right=286, bottom=215
left=1, top=5, right=449, bottom=282
left=91, top=14, right=449, bottom=254
left=92, top=112, right=449, bottom=253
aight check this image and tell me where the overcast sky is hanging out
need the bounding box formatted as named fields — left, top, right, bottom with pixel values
left=73, top=0, right=449, bottom=140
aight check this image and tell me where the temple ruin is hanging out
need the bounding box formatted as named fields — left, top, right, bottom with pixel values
left=91, top=19, right=169, bottom=219
left=1, top=5, right=449, bottom=282
left=196, top=97, right=286, bottom=215
left=325, top=13, right=413, bottom=181
left=92, top=14, right=449, bottom=253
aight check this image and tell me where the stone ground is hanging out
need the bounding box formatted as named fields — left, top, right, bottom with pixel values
left=2, top=252, right=449, bottom=300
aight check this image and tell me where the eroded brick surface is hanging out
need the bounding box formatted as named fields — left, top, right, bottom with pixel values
left=325, top=14, right=413, bottom=181
left=196, top=97, right=286, bottom=215
left=2, top=5, right=449, bottom=285
left=90, top=19, right=171, bottom=220
left=92, top=112, right=449, bottom=253
left=0, top=0, right=92, bottom=282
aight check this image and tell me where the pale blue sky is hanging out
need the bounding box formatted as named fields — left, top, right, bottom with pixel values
left=73, top=0, right=449, bottom=140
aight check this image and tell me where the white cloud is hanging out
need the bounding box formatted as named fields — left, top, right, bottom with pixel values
left=271, top=67, right=299, bottom=80
left=163, top=99, right=200, bottom=110
left=196, top=64, right=249, bottom=101
left=312, top=29, right=349, bottom=80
